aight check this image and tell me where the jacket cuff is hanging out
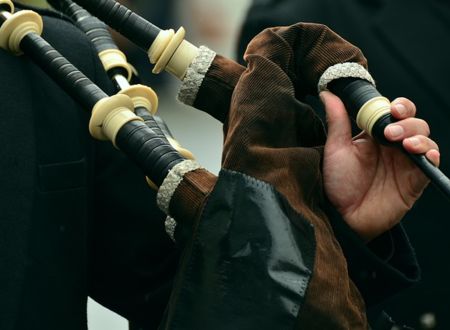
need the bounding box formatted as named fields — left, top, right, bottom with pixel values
left=177, top=46, right=216, bottom=106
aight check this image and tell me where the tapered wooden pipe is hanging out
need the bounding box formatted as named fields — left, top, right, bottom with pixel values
left=0, top=2, right=187, bottom=188
left=48, top=0, right=195, bottom=162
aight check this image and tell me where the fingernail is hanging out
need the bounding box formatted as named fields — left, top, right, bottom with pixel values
left=431, top=150, right=441, bottom=161
left=319, top=91, right=328, bottom=103
left=407, top=137, right=420, bottom=146
left=386, top=125, right=404, bottom=138
left=428, top=150, right=441, bottom=167
left=393, top=103, right=407, bottom=116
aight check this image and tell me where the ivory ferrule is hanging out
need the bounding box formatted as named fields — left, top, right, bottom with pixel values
left=148, top=27, right=199, bottom=80
left=356, top=96, right=391, bottom=136
left=0, top=0, right=13, bottom=13
left=0, top=10, right=43, bottom=55
left=119, top=84, right=159, bottom=114
left=89, top=94, right=141, bottom=146
left=98, top=48, right=133, bottom=81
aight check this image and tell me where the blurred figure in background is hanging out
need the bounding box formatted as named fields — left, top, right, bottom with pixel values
left=238, top=0, right=450, bottom=329
left=173, top=0, right=250, bottom=58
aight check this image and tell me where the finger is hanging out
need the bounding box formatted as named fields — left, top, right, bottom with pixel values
left=402, top=135, right=440, bottom=166
left=390, top=97, right=417, bottom=120
left=320, top=91, right=352, bottom=147
left=384, top=118, right=430, bottom=142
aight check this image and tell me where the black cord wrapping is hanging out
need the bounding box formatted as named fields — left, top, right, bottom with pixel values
left=66, top=0, right=160, bottom=51
left=48, top=0, right=131, bottom=79
left=115, top=120, right=185, bottom=187
left=134, top=107, right=167, bottom=138
left=47, top=0, right=119, bottom=53
left=20, top=32, right=107, bottom=110
left=328, top=78, right=381, bottom=120
left=329, top=78, right=450, bottom=198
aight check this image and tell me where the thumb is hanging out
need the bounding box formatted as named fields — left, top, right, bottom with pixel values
left=320, top=91, right=352, bottom=147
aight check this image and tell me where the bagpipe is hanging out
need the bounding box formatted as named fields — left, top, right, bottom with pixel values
left=0, top=0, right=448, bottom=328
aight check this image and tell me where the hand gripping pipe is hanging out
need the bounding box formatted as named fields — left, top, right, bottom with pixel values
left=323, top=75, right=450, bottom=198
left=67, top=0, right=450, bottom=199
left=0, top=0, right=191, bottom=190
left=47, top=0, right=194, bottom=189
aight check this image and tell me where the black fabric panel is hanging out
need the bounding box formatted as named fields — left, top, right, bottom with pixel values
left=162, top=170, right=316, bottom=330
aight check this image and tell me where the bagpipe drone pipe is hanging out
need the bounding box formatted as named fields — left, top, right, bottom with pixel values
left=1, top=0, right=445, bottom=329
left=44, top=0, right=194, bottom=193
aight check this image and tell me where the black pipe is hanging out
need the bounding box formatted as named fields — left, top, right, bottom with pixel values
left=56, top=0, right=160, bottom=51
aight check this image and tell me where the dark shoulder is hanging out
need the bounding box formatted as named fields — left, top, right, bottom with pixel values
left=15, top=2, right=91, bottom=50
left=14, top=1, right=72, bottom=23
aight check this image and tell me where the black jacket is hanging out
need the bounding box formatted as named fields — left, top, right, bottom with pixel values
left=0, top=5, right=178, bottom=330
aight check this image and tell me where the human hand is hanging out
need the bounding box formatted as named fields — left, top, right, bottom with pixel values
left=321, top=91, right=440, bottom=242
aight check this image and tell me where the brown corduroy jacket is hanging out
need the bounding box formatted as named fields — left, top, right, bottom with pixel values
left=166, top=23, right=419, bottom=330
